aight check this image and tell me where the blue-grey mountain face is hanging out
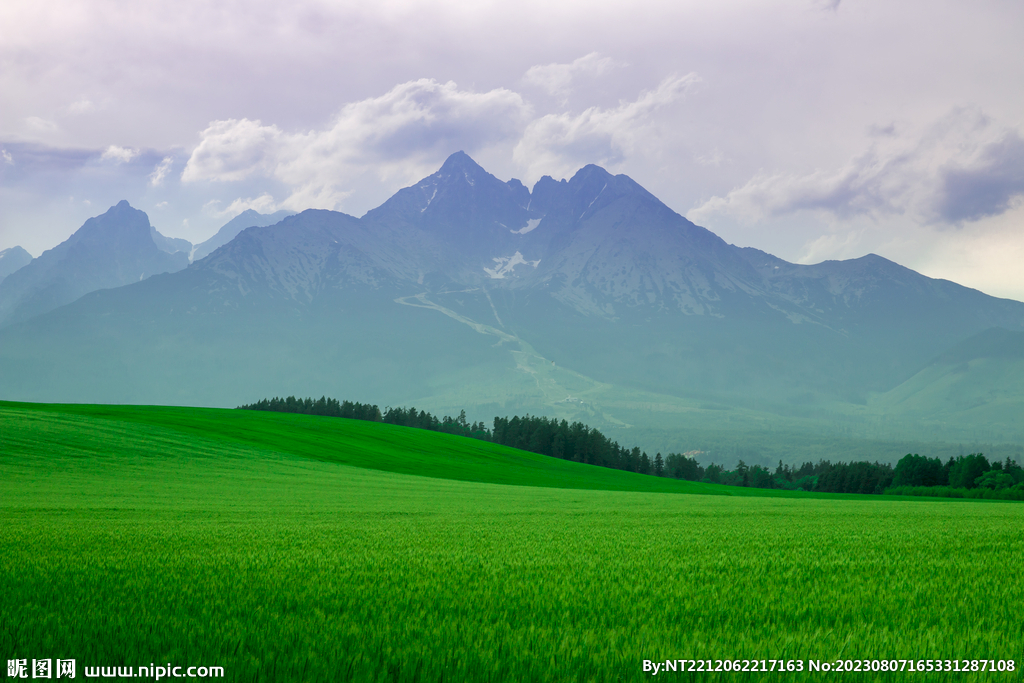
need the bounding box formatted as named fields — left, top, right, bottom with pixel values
left=0, top=201, right=189, bottom=328
left=503, top=164, right=765, bottom=314
left=362, top=151, right=538, bottom=275
left=0, top=153, right=1023, bottom=431
left=191, top=209, right=294, bottom=262
left=0, top=209, right=514, bottom=407
left=0, top=246, right=33, bottom=284
left=355, top=154, right=1024, bottom=399
left=150, top=227, right=192, bottom=256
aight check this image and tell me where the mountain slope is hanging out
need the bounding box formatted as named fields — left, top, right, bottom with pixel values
left=192, top=209, right=294, bottom=262
left=0, top=208, right=517, bottom=406
left=0, top=153, right=1023, bottom=444
left=0, top=246, right=32, bottom=284
left=150, top=228, right=192, bottom=256
left=869, top=328, right=1024, bottom=440
left=356, top=152, right=544, bottom=286
left=738, top=248, right=1024, bottom=335
left=0, top=201, right=188, bottom=328
left=422, top=162, right=1024, bottom=401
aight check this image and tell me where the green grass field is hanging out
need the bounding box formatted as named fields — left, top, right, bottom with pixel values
left=2, top=402, right=1022, bottom=681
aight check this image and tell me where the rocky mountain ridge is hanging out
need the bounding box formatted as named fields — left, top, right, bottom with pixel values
left=0, top=153, right=1022, bottom=440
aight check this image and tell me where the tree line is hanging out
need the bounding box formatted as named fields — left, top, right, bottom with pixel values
left=669, top=457, right=898, bottom=495
left=238, top=396, right=1024, bottom=498
left=886, top=452, right=1024, bottom=499
left=239, top=396, right=383, bottom=421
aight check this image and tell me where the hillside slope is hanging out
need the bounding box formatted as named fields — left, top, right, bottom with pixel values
left=0, top=400, right=839, bottom=497
left=869, top=328, right=1024, bottom=440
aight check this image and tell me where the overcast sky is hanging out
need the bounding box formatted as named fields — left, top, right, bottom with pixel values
left=2, top=0, right=1023, bottom=299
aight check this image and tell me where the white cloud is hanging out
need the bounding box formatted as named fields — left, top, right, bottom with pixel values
left=689, top=108, right=1024, bottom=228
left=100, top=145, right=139, bottom=163
left=797, top=228, right=867, bottom=265
left=205, top=194, right=280, bottom=218
left=149, top=156, right=174, bottom=186
left=694, top=148, right=725, bottom=167
left=67, top=98, right=96, bottom=115
left=522, top=52, right=621, bottom=96
left=513, top=74, right=700, bottom=182
left=25, top=116, right=57, bottom=132
left=182, top=78, right=529, bottom=211
left=182, top=119, right=282, bottom=183
left=155, top=201, right=168, bottom=209
left=1, top=149, right=12, bottom=165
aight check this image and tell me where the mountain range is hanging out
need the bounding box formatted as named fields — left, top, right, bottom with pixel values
left=0, top=202, right=188, bottom=328
left=1, top=151, right=1022, bottom=456
left=0, top=205, right=294, bottom=328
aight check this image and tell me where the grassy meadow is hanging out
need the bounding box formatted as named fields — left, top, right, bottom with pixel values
left=1, top=402, right=1022, bottom=681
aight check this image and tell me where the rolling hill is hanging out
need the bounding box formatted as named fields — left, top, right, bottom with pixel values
left=0, top=400, right=745, bottom=494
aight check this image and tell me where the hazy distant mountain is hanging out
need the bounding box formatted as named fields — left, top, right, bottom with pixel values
left=1, top=154, right=1023, bottom=445
left=150, top=227, right=192, bottom=255
left=0, top=246, right=32, bottom=284
left=0, top=201, right=189, bottom=328
left=870, top=327, right=1024, bottom=441
left=191, top=209, right=294, bottom=262
left=0, top=208, right=512, bottom=406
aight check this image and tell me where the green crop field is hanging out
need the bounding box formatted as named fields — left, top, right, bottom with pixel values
left=2, top=402, right=1022, bottom=682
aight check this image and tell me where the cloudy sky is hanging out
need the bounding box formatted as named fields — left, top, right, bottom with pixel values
left=2, top=0, right=1023, bottom=298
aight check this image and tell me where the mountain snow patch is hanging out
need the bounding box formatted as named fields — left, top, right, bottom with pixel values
left=510, top=219, right=541, bottom=235
left=580, top=183, right=607, bottom=218
left=484, top=251, right=540, bottom=279
left=421, top=186, right=438, bottom=212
